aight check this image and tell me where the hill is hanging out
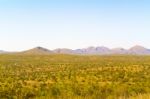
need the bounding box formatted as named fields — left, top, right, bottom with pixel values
left=21, top=47, right=53, bottom=55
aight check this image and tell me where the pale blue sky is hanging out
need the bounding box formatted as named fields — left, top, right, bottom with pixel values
left=0, top=0, right=150, bottom=51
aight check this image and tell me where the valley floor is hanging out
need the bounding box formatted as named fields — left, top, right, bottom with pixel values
left=0, top=54, right=150, bottom=99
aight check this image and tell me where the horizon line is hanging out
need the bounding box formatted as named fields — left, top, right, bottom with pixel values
left=1, top=45, right=149, bottom=52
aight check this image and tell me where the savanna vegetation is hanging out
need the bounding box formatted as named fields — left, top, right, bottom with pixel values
left=0, top=54, right=150, bottom=99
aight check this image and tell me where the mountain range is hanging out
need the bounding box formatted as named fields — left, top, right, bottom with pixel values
left=0, top=50, right=7, bottom=54
left=1, top=45, right=150, bottom=55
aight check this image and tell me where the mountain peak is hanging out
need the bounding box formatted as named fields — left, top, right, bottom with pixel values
left=129, top=45, right=150, bottom=55
left=129, top=45, right=146, bottom=50
left=33, top=46, right=48, bottom=50
left=22, top=47, right=52, bottom=54
left=35, top=46, right=44, bottom=49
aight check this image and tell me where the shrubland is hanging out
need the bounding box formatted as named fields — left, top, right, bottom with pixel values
left=0, top=54, right=150, bottom=99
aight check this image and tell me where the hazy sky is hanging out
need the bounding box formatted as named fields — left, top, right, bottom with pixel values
left=0, top=0, right=150, bottom=51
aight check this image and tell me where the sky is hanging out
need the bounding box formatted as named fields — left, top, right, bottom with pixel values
left=0, top=0, right=150, bottom=51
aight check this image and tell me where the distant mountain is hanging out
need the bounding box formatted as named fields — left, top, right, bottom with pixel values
left=111, top=48, right=128, bottom=54
left=53, top=48, right=74, bottom=54
left=22, top=47, right=53, bottom=54
left=74, top=46, right=110, bottom=54
left=128, top=45, right=150, bottom=55
left=2, top=45, right=150, bottom=55
left=0, top=50, right=6, bottom=54
left=53, top=45, right=150, bottom=55
left=0, top=50, right=10, bottom=54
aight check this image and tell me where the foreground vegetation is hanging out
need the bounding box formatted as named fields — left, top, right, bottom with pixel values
left=0, top=54, right=150, bottom=99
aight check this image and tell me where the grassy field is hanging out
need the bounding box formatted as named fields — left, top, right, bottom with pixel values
left=0, top=54, right=150, bottom=99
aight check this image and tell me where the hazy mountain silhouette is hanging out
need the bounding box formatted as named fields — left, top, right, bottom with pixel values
left=128, top=45, right=150, bottom=55
left=22, top=47, right=53, bottom=54
left=74, top=46, right=110, bottom=54
left=1, top=45, right=150, bottom=55
left=110, top=48, right=128, bottom=54
left=0, top=50, right=7, bottom=54
left=53, top=48, right=74, bottom=54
